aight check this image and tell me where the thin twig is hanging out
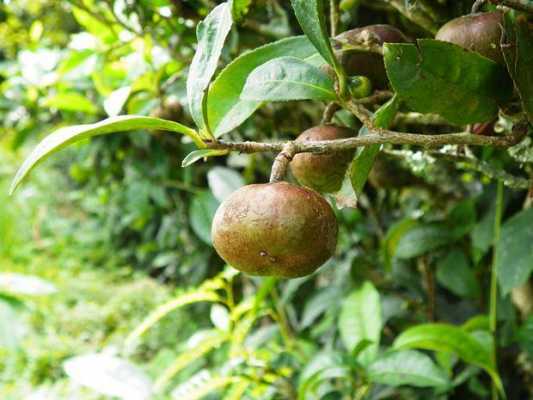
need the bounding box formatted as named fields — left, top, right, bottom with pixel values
left=207, top=129, right=526, bottom=155
left=321, top=102, right=341, bottom=124
left=329, top=0, right=339, bottom=37
left=472, top=0, right=486, bottom=12
left=490, top=0, right=533, bottom=13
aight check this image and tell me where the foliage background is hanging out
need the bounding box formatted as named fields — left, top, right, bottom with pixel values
left=1, top=0, right=533, bottom=399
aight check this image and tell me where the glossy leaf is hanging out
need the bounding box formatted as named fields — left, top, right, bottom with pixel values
left=241, top=56, right=336, bottom=102
left=338, top=281, right=381, bottom=365
left=187, top=2, right=232, bottom=135
left=367, top=350, right=450, bottom=388
left=289, top=0, right=340, bottom=72
left=384, top=39, right=512, bottom=124
left=208, top=36, right=316, bottom=137
left=103, top=86, right=131, bottom=117
left=182, top=149, right=229, bottom=167
left=394, top=223, right=455, bottom=259
left=350, top=94, right=400, bottom=195
left=394, top=323, right=502, bottom=393
left=10, top=116, right=202, bottom=194
left=496, top=207, right=533, bottom=294
left=503, top=13, right=533, bottom=124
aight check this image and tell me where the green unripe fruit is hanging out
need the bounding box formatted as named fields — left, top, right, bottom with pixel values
left=335, top=25, right=409, bottom=89
left=212, top=182, right=338, bottom=278
left=436, top=12, right=504, bottom=64
left=290, top=125, right=355, bottom=193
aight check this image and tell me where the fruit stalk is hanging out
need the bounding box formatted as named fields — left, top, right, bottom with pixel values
left=269, top=142, right=298, bottom=183
left=491, top=0, right=533, bottom=13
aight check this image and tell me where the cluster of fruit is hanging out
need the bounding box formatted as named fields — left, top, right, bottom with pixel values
left=211, top=11, right=507, bottom=279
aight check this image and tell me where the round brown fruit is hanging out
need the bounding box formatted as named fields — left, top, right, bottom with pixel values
left=211, top=182, right=338, bottom=278
left=435, top=12, right=504, bottom=64
left=290, top=125, right=354, bottom=193
left=335, top=25, right=409, bottom=89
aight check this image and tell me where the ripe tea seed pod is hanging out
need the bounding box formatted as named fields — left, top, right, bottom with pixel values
left=436, top=12, right=504, bottom=64
left=290, top=125, right=355, bottom=193
left=212, top=182, right=338, bottom=278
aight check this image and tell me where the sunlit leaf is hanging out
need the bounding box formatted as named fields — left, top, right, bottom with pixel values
left=10, top=116, right=202, bottom=194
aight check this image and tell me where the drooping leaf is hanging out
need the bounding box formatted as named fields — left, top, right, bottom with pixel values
left=124, top=290, right=220, bottom=350
left=393, top=323, right=502, bottom=393
left=241, top=56, right=336, bottom=102
left=189, top=191, right=220, bottom=244
left=384, top=39, right=513, bottom=124
left=63, top=353, right=153, bottom=400
left=503, top=13, right=533, bottom=124
left=338, top=281, right=381, bottom=365
left=208, top=36, right=316, bottom=137
left=289, top=0, right=341, bottom=74
left=10, top=116, right=202, bottom=194
left=44, top=92, right=99, bottom=114
left=496, top=207, right=533, bottom=294
left=207, top=167, right=244, bottom=202
left=436, top=250, right=480, bottom=298
left=350, top=94, right=400, bottom=195
left=181, top=149, right=229, bottom=167
left=187, top=2, right=233, bottom=135
left=367, top=350, right=450, bottom=388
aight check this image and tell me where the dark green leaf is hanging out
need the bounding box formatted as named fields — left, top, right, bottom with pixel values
left=368, top=350, right=450, bottom=388
left=10, top=116, right=202, bottom=194
left=300, top=287, right=341, bottom=329
left=289, top=0, right=340, bottom=72
left=516, top=316, right=533, bottom=356
left=496, top=207, right=533, bottom=294
left=189, top=191, right=219, bottom=244
left=241, top=56, right=336, bottom=102
left=187, top=2, right=233, bottom=135
left=503, top=13, right=533, bottom=125
left=436, top=250, right=480, bottom=298
left=384, top=39, right=513, bottom=124
left=382, top=218, right=418, bottom=269
left=393, top=323, right=502, bottom=393
left=338, top=281, right=381, bottom=365
left=208, top=36, right=316, bottom=137
left=394, top=223, right=455, bottom=259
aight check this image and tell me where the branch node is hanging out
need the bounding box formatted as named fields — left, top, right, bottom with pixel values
left=270, top=142, right=298, bottom=183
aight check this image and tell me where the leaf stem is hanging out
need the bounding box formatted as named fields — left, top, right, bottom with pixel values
left=490, top=180, right=504, bottom=400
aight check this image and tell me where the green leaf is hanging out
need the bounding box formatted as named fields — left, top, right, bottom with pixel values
left=394, top=223, right=455, bottom=259
left=208, top=36, right=316, bottom=137
left=172, top=373, right=240, bottom=400
left=367, top=350, right=450, bottom=388
left=289, top=0, right=341, bottom=74
left=350, top=94, right=400, bottom=195
left=10, top=116, right=202, bottom=194
left=503, top=13, right=533, bottom=125
left=0, top=273, right=57, bottom=296
left=436, top=250, right=480, bottom=298
left=382, top=218, right=417, bottom=269
left=338, top=281, right=381, bottom=365
left=44, top=92, right=99, bottom=114
left=72, top=6, right=117, bottom=45
left=187, top=2, right=233, bottom=135
left=181, top=149, right=229, bottom=167
left=384, top=39, right=513, bottom=124
left=189, top=191, right=219, bottom=244
left=393, top=323, right=502, bottom=393
left=241, top=56, right=336, bottom=102
left=496, top=207, right=533, bottom=294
